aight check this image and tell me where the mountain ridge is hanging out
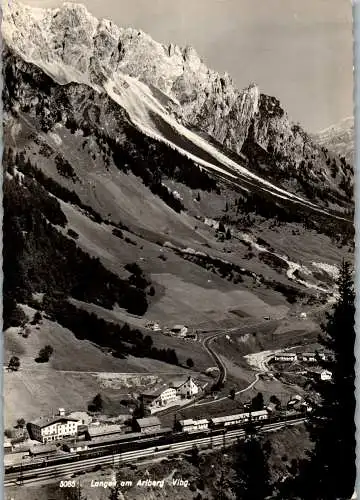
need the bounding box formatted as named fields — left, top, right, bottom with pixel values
left=312, top=116, right=354, bottom=165
left=2, top=0, right=354, bottom=213
left=2, top=0, right=354, bottom=342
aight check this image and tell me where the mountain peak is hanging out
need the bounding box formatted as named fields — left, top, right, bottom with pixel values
left=3, top=0, right=354, bottom=202
left=313, top=116, right=354, bottom=164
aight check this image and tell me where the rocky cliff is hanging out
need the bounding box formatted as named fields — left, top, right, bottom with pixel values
left=2, top=0, right=353, bottom=206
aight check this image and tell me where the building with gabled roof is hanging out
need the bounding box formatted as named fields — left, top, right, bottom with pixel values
left=133, top=416, right=161, bottom=434
left=170, top=325, right=188, bottom=337
left=28, top=408, right=80, bottom=443
left=176, top=418, right=209, bottom=432
left=176, top=376, right=201, bottom=399
left=273, top=352, right=297, bottom=362
left=140, top=387, right=178, bottom=409
left=29, top=444, right=57, bottom=456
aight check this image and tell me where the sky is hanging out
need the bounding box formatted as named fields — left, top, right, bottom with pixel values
left=22, top=0, right=353, bottom=132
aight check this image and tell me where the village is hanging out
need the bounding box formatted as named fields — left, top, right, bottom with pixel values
left=3, top=333, right=334, bottom=465
left=3, top=375, right=205, bottom=462
left=271, top=349, right=332, bottom=381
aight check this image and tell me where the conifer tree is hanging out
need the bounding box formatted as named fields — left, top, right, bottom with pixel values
left=108, top=485, right=121, bottom=500
left=280, top=261, right=355, bottom=499
left=233, top=431, right=272, bottom=500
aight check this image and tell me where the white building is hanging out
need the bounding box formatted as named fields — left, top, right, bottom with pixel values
left=273, top=352, right=297, bottom=362
left=142, top=387, right=178, bottom=410
left=301, top=352, right=317, bottom=363
left=170, top=325, right=188, bottom=337
left=176, top=377, right=200, bottom=399
left=320, top=370, right=332, bottom=381
left=178, top=418, right=209, bottom=432
left=4, top=440, right=12, bottom=454
left=145, top=322, right=161, bottom=332
left=28, top=408, right=79, bottom=443
left=157, top=387, right=177, bottom=405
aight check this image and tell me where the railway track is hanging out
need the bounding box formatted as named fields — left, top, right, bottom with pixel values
left=201, top=319, right=281, bottom=386
left=5, top=418, right=305, bottom=487
left=203, top=332, right=227, bottom=385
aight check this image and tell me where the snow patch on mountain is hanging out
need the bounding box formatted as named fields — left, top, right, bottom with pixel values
left=2, top=0, right=353, bottom=222
left=104, top=74, right=344, bottom=216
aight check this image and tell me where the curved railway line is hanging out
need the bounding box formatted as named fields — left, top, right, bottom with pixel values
left=201, top=318, right=281, bottom=387
left=203, top=332, right=227, bottom=385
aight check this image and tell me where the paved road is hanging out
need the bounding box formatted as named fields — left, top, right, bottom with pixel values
left=195, top=371, right=262, bottom=407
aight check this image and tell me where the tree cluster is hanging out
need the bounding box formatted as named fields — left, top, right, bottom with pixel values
left=35, top=345, right=54, bottom=363
left=3, top=172, right=150, bottom=328
left=279, top=261, right=355, bottom=499
left=88, top=393, right=103, bottom=413
left=43, top=300, right=180, bottom=367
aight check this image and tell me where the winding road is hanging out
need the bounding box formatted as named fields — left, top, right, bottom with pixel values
left=195, top=371, right=262, bottom=407
left=201, top=318, right=282, bottom=386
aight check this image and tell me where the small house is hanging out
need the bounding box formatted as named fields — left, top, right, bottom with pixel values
left=63, top=442, right=89, bottom=453
left=273, top=352, right=297, bottom=362
left=67, top=411, right=92, bottom=426
left=301, top=352, right=317, bottom=363
left=4, top=441, right=13, bottom=454
left=265, top=403, right=277, bottom=413
left=176, top=377, right=201, bottom=399
left=29, top=444, right=57, bottom=457
left=140, top=393, right=159, bottom=407
left=170, top=325, right=188, bottom=337
left=145, top=322, right=161, bottom=332
left=320, top=370, right=332, bottom=381
left=133, top=417, right=161, bottom=434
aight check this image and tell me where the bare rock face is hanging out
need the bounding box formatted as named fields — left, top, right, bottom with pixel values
left=312, top=117, right=354, bottom=165
left=1, top=1, right=268, bottom=152
left=2, top=0, right=353, bottom=204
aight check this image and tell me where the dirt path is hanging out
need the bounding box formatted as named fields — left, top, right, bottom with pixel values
left=195, top=371, right=262, bottom=407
